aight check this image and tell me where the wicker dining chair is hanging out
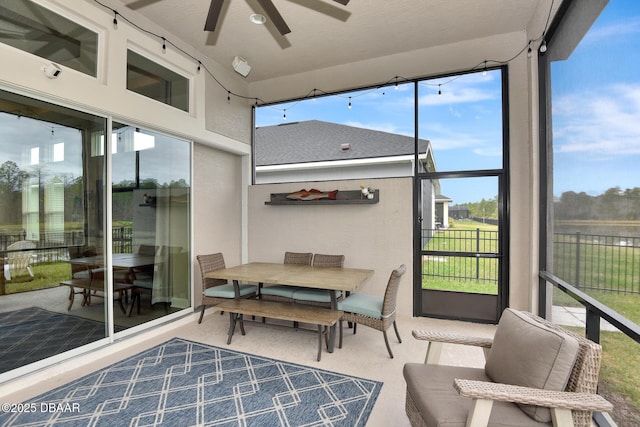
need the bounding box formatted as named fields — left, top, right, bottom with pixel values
left=259, top=251, right=313, bottom=302
left=338, top=264, right=406, bottom=358
left=196, top=253, right=258, bottom=324
left=292, top=254, right=346, bottom=307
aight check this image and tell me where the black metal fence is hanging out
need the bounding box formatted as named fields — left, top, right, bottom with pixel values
left=553, top=232, right=640, bottom=294
left=0, top=228, right=134, bottom=262
left=422, top=228, right=640, bottom=294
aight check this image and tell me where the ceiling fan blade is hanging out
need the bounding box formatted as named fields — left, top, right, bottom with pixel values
left=204, top=0, right=224, bottom=32
left=256, top=0, right=291, bottom=35
left=332, top=0, right=350, bottom=5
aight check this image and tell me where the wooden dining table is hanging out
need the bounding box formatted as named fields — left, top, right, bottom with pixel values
left=205, top=262, right=374, bottom=351
left=69, top=253, right=156, bottom=272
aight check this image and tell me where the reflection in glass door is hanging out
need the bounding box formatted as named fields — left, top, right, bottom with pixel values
left=111, top=123, right=191, bottom=329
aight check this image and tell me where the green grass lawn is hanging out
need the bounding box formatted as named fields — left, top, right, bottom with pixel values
left=422, top=220, right=499, bottom=294
left=555, top=289, right=640, bottom=419
left=3, top=262, right=70, bottom=294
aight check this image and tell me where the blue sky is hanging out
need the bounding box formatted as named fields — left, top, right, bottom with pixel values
left=257, top=0, right=640, bottom=204
left=551, top=0, right=640, bottom=197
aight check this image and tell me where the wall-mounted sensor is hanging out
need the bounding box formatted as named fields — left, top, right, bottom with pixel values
left=42, top=63, right=62, bottom=79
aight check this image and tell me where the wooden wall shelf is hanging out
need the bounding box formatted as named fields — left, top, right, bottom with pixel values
left=265, top=189, right=379, bottom=205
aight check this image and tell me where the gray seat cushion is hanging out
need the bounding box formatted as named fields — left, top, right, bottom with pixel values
left=484, top=308, right=580, bottom=423
left=403, top=364, right=549, bottom=427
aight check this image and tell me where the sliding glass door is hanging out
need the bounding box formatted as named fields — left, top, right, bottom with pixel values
left=0, top=89, right=108, bottom=373
left=111, top=122, right=191, bottom=328
left=0, top=89, right=192, bottom=376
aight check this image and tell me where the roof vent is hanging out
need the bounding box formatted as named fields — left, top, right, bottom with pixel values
left=341, top=143, right=351, bottom=151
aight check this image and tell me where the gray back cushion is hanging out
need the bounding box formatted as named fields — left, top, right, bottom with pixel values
left=485, top=309, right=580, bottom=422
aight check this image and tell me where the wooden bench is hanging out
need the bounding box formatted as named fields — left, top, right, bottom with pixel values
left=214, top=299, right=343, bottom=361
left=60, top=279, right=131, bottom=314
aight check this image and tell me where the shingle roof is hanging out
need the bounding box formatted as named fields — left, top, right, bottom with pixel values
left=255, top=120, right=430, bottom=166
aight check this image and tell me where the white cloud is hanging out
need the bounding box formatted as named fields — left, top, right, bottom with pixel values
left=343, top=121, right=412, bottom=136
left=582, top=17, right=640, bottom=44
left=554, top=83, right=640, bottom=155
left=423, top=123, right=486, bottom=150
left=418, top=86, right=495, bottom=106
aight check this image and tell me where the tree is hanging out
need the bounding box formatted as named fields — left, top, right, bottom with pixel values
left=0, top=161, right=28, bottom=193
left=0, top=161, right=29, bottom=225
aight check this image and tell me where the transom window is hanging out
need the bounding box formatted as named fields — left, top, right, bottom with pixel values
left=0, top=0, right=98, bottom=77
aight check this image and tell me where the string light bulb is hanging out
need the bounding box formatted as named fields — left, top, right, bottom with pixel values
left=438, top=84, right=442, bottom=96
left=348, top=97, right=352, bottom=109
left=162, top=37, right=166, bottom=52
left=527, top=41, right=533, bottom=58
left=283, top=109, right=287, bottom=120
left=197, top=61, right=201, bottom=72
left=539, top=39, right=547, bottom=53
left=227, top=91, right=231, bottom=103
left=113, top=11, right=118, bottom=28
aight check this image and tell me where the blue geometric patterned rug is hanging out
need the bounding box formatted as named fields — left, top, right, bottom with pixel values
left=0, top=337, right=382, bottom=426
left=0, top=307, right=116, bottom=374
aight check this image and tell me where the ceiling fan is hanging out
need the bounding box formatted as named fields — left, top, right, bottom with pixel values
left=204, top=0, right=350, bottom=36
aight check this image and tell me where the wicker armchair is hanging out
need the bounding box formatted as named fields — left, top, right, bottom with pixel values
left=403, top=309, right=613, bottom=427
left=260, top=251, right=313, bottom=302
left=338, top=264, right=406, bottom=358
left=292, top=254, right=346, bottom=307
left=196, top=253, right=257, bottom=324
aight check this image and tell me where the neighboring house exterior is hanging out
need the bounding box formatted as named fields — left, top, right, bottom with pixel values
left=254, top=120, right=447, bottom=231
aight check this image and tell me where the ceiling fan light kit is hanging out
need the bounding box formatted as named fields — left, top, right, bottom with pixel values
left=249, top=13, right=267, bottom=25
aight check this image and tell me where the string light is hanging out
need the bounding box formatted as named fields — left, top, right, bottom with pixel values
left=92, top=0, right=554, bottom=114
left=539, top=39, right=547, bottom=53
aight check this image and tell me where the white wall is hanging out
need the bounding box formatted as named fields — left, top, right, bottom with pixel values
left=192, top=144, right=244, bottom=307
left=248, top=178, right=414, bottom=316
